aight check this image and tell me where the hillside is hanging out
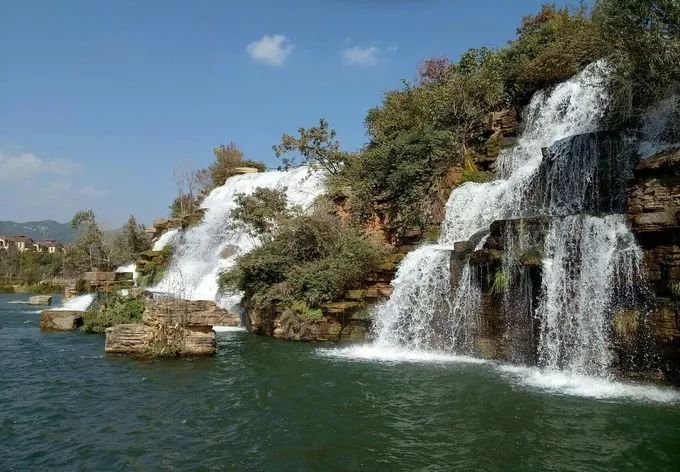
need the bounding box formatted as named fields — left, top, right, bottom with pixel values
left=0, top=220, right=76, bottom=244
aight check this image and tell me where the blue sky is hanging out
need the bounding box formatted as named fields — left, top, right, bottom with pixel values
left=1, top=0, right=578, bottom=227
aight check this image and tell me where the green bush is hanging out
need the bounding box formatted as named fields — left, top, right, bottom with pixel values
left=219, top=206, right=387, bottom=316
left=81, top=295, right=145, bottom=334
left=0, top=285, right=14, bottom=293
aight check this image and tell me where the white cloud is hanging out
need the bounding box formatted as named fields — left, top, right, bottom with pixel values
left=342, top=46, right=381, bottom=66
left=246, top=34, right=294, bottom=66
left=0, top=151, right=81, bottom=182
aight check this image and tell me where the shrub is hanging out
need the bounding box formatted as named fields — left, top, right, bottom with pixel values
left=219, top=206, right=388, bottom=314
left=81, top=294, right=145, bottom=334
left=231, top=187, right=291, bottom=238
left=209, top=142, right=266, bottom=187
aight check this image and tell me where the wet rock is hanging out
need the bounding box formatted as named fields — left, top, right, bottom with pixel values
left=40, top=310, right=82, bottom=330
left=28, top=295, right=52, bottom=305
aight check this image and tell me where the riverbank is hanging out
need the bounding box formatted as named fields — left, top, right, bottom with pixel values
left=2, top=293, right=680, bottom=471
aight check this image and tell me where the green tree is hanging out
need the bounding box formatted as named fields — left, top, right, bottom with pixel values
left=231, top=187, right=291, bottom=238
left=273, top=118, right=352, bottom=175
left=108, top=215, right=151, bottom=265
left=66, top=210, right=108, bottom=273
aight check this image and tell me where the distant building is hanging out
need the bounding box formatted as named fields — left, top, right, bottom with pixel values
left=9, top=235, right=35, bottom=252
left=36, top=240, right=66, bottom=253
left=0, top=235, right=66, bottom=253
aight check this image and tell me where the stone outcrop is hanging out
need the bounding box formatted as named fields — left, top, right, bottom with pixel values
left=105, top=298, right=239, bottom=356
left=40, top=310, right=83, bottom=330
left=104, top=323, right=216, bottom=356
left=143, top=299, right=240, bottom=327
left=28, top=295, right=52, bottom=305
left=272, top=311, right=342, bottom=342
left=245, top=252, right=403, bottom=343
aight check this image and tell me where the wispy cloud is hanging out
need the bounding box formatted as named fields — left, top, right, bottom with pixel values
left=341, top=43, right=397, bottom=67
left=0, top=149, right=105, bottom=222
left=246, top=34, right=294, bottom=66
left=0, top=151, right=81, bottom=182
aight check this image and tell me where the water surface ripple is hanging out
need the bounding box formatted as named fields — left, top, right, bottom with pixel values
left=1, top=294, right=679, bottom=471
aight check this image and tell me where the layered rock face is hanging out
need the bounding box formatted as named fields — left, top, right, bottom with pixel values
left=626, top=146, right=680, bottom=382
left=105, top=298, right=239, bottom=356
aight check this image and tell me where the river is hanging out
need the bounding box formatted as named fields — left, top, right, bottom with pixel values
left=1, top=293, right=679, bottom=471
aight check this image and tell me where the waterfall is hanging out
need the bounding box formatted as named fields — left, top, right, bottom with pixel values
left=153, top=167, right=325, bottom=307
left=152, top=229, right=180, bottom=251
left=537, top=215, right=644, bottom=376
left=371, top=61, right=614, bottom=353
left=55, top=294, right=96, bottom=312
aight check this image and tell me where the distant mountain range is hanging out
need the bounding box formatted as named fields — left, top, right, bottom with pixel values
left=0, top=220, right=76, bottom=244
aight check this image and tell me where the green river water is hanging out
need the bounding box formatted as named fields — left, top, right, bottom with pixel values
left=1, top=293, right=679, bottom=471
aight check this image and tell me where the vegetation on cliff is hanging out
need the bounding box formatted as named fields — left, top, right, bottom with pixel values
left=219, top=200, right=387, bottom=322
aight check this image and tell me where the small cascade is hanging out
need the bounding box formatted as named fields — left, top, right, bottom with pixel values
left=55, top=293, right=96, bottom=311
left=152, top=229, right=179, bottom=251
left=372, top=61, right=615, bottom=354
left=153, top=167, right=324, bottom=308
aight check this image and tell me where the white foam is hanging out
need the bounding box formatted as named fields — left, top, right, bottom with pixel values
left=498, top=364, right=680, bottom=403
left=152, top=228, right=180, bottom=251
left=213, top=326, right=247, bottom=333
left=317, top=344, right=487, bottom=364
left=54, top=294, right=96, bottom=312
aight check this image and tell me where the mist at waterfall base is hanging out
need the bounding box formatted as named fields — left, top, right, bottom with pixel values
left=325, top=61, right=679, bottom=402
left=152, top=167, right=324, bottom=307
left=3, top=294, right=680, bottom=471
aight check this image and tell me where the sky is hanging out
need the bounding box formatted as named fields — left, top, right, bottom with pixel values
left=1, top=0, right=578, bottom=227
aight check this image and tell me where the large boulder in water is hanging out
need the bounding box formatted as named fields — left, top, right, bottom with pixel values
left=28, top=295, right=52, bottom=305
left=105, top=324, right=216, bottom=356
left=40, top=310, right=82, bottom=330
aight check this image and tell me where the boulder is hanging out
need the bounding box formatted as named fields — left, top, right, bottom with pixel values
left=231, top=167, right=260, bottom=174
left=104, top=323, right=217, bottom=356
left=40, top=310, right=82, bottom=330
left=28, top=295, right=52, bottom=305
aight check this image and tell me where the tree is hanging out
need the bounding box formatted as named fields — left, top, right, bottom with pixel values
left=593, top=0, right=680, bottom=109
left=231, top=187, right=291, bottom=238
left=67, top=210, right=108, bottom=272
left=108, top=215, right=151, bottom=265
left=273, top=118, right=352, bottom=175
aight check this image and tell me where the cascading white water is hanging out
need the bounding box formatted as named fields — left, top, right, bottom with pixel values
left=440, top=60, right=611, bottom=244
left=55, top=293, right=96, bottom=311
left=152, top=229, right=179, bottom=251
left=371, top=61, right=613, bottom=353
left=537, top=215, right=644, bottom=376
left=152, top=167, right=324, bottom=308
